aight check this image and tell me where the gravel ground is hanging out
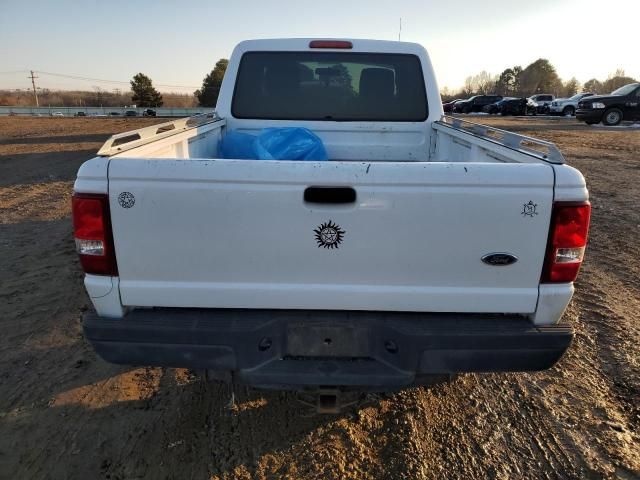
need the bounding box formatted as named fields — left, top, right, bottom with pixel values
left=0, top=116, right=638, bottom=480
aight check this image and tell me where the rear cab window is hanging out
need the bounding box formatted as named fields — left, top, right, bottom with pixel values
left=232, top=52, right=428, bottom=121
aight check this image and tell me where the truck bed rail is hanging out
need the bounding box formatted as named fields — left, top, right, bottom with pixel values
left=436, top=115, right=565, bottom=164
left=97, top=113, right=222, bottom=157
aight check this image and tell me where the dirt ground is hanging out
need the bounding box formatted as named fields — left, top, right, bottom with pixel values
left=0, top=116, right=638, bottom=480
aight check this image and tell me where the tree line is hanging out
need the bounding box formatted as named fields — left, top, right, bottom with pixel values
left=2, top=58, right=636, bottom=108
left=125, top=60, right=230, bottom=108
left=441, top=59, right=637, bottom=101
left=0, top=88, right=197, bottom=108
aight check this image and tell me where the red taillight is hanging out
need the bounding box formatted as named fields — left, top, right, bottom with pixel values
left=72, top=193, right=118, bottom=276
left=309, top=40, right=353, bottom=49
left=541, top=202, right=591, bottom=283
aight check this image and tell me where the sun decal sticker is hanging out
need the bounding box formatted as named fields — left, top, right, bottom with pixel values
left=314, top=220, right=345, bottom=249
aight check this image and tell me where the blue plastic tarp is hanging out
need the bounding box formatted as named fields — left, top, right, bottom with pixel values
left=219, top=128, right=328, bottom=161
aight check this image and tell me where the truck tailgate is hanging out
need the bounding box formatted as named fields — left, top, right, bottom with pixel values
left=108, top=159, right=554, bottom=313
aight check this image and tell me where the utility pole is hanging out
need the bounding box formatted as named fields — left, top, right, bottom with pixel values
left=28, top=70, right=39, bottom=107
left=398, top=18, right=402, bottom=41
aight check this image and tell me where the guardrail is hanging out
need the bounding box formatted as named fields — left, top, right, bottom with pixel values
left=0, top=106, right=215, bottom=117
left=437, top=115, right=565, bottom=164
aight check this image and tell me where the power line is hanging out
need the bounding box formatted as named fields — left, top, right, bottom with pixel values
left=35, top=70, right=200, bottom=89
left=1, top=69, right=221, bottom=93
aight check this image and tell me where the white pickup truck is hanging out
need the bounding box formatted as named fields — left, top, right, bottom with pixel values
left=74, top=39, right=590, bottom=393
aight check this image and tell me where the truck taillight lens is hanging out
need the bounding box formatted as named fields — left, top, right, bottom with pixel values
left=541, top=202, right=591, bottom=283
left=72, top=193, right=118, bottom=276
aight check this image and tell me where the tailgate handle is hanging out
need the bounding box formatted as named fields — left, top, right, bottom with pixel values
left=304, top=186, right=356, bottom=204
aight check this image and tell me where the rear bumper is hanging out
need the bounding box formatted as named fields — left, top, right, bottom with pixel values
left=83, top=309, right=573, bottom=389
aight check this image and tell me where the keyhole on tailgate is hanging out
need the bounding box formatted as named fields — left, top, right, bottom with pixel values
left=324, top=338, right=332, bottom=346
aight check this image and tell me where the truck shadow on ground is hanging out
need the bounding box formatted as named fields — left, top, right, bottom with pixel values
left=4, top=359, right=383, bottom=479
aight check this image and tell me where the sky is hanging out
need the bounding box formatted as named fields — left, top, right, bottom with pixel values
left=0, top=0, right=638, bottom=94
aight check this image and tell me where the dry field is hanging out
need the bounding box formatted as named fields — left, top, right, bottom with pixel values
left=0, top=116, right=638, bottom=480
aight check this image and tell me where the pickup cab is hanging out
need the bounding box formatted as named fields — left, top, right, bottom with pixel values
left=74, top=39, right=590, bottom=392
left=576, top=83, right=640, bottom=126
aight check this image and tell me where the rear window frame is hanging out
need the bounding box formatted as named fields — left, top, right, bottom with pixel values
left=231, top=51, right=429, bottom=122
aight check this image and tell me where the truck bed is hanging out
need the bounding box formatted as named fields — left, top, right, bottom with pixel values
left=98, top=114, right=566, bottom=165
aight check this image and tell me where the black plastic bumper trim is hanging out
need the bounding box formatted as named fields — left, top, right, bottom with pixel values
left=84, top=308, right=573, bottom=388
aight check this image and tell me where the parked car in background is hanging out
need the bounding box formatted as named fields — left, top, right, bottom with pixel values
left=501, top=98, right=538, bottom=116
left=483, top=97, right=514, bottom=114
left=142, top=109, right=157, bottom=117
left=480, top=97, right=538, bottom=116
left=108, top=112, right=121, bottom=116
left=454, top=95, right=503, bottom=113
left=52, top=112, right=64, bottom=117
left=549, top=93, right=594, bottom=116
left=576, top=83, right=640, bottom=126
left=74, top=111, right=87, bottom=117
left=528, top=94, right=554, bottom=114
left=442, top=99, right=463, bottom=113
left=125, top=110, right=138, bottom=117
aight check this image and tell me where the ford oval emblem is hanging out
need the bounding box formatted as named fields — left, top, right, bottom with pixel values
left=482, top=253, right=518, bottom=266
